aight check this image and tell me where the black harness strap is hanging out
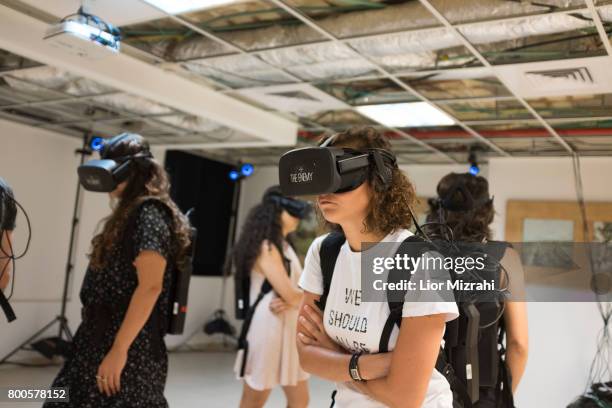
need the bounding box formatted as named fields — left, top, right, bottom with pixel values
left=437, top=350, right=474, bottom=408
left=379, top=235, right=429, bottom=353
left=496, top=318, right=515, bottom=407
left=237, top=279, right=273, bottom=377
left=314, top=231, right=346, bottom=312
left=0, top=290, right=16, bottom=322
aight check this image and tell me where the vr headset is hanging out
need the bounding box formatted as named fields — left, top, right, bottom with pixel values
left=263, top=187, right=312, bottom=219
left=278, top=134, right=397, bottom=196
left=0, top=178, right=17, bottom=323
left=77, top=135, right=153, bottom=192
left=0, top=177, right=16, bottom=233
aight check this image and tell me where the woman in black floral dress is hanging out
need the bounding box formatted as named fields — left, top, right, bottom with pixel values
left=44, top=133, right=191, bottom=408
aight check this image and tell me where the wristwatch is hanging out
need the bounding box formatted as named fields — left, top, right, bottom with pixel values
left=349, top=351, right=365, bottom=382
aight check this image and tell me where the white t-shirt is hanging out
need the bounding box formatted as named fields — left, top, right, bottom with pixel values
left=299, top=229, right=459, bottom=408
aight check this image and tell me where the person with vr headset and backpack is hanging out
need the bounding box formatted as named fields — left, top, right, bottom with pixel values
left=280, top=127, right=459, bottom=408
left=44, top=133, right=191, bottom=408
left=230, top=186, right=312, bottom=408
left=426, top=173, right=528, bottom=407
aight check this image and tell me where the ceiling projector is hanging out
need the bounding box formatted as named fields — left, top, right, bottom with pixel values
left=44, top=11, right=120, bottom=59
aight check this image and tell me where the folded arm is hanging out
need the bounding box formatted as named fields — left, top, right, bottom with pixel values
left=296, top=291, right=393, bottom=382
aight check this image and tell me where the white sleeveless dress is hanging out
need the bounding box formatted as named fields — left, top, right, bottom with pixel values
left=234, top=241, right=310, bottom=390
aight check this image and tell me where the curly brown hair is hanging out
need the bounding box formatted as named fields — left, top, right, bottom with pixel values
left=318, top=126, right=417, bottom=236
left=426, top=172, right=494, bottom=242
left=226, top=194, right=285, bottom=282
left=89, top=133, right=191, bottom=270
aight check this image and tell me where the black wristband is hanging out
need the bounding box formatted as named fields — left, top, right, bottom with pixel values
left=349, top=351, right=365, bottom=382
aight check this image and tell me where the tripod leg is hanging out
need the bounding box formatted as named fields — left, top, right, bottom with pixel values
left=59, top=317, right=74, bottom=341
left=0, top=317, right=59, bottom=364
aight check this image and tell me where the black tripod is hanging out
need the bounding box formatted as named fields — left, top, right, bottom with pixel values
left=0, top=135, right=92, bottom=364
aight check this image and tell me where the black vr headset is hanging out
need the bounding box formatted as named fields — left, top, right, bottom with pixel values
left=278, top=134, right=397, bottom=196
left=77, top=134, right=153, bottom=192
left=0, top=177, right=16, bottom=233
left=263, top=186, right=312, bottom=219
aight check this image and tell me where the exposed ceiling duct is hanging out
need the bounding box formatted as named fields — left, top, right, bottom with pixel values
left=3, top=66, right=234, bottom=134
left=135, top=0, right=611, bottom=87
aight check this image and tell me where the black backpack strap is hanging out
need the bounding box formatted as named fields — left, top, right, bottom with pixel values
left=237, top=279, right=273, bottom=376
left=436, top=350, right=474, bottom=408
left=496, top=317, right=515, bottom=407
left=314, top=231, right=346, bottom=312
left=378, top=235, right=429, bottom=353
left=0, top=290, right=16, bottom=323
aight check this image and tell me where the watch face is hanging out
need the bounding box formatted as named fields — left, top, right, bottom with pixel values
left=350, top=368, right=359, bottom=380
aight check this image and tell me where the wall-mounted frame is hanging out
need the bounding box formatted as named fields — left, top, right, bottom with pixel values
left=505, top=200, right=612, bottom=294
left=506, top=200, right=612, bottom=243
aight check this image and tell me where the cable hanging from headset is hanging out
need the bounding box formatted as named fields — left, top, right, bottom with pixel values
left=0, top=195, right=32, bottom=305
left=410, top=192, right=510, bottom=330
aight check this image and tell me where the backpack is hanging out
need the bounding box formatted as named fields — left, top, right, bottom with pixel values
left=235, top=242, right=291, bottom=377
left=124, top=198, right=196, bottom=336
left=316, top=231, right=514, bottom=408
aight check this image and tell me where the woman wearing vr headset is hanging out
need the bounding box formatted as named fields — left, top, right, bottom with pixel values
left=296, top=127, right=459, bottom=408
left=44, top=133, right=191, bottom=408
left=230, top=186, right=311, bottom=408
left=427, top=173, right=528, bottom=407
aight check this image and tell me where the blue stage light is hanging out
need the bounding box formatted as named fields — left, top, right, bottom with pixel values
left=469, top=163, right=480, bottom=175
left=229, top=170, right=240, bottom=181
left=90, top=137, right=105, bottom=151
left=240, top=163, right=254, bottom=177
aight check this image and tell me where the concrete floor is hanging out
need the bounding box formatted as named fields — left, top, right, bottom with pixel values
left=0, top=351, right=335, bottom=407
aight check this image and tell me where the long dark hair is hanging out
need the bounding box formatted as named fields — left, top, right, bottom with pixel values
left=318, top=126, right=417, bottom=235
left=426, top=172, right=494, bottom=242
left=89, top=133, right=191, bottom=270
left=227, top=187, right=286, bottom=281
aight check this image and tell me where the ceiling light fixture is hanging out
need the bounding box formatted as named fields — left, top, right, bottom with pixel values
left=356, top=102, right=456, bottom=128
left=141, top=0, right=236, bottom=14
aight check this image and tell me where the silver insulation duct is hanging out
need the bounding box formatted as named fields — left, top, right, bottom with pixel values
left=172, top=1, right=604, bottom=86
left=4, top=66, right=229, bottom=134
left=3, top=0, right=607, bottom=129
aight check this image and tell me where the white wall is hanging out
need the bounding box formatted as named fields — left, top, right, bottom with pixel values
left=0, top=120, right=106, bottom=358
left=487, top=157, right=611, bottom=408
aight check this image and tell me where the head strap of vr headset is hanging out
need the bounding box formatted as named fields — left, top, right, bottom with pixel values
left=319, top=134, right=397, bottom=188
left=438, top=177, right=493, bottom=212
left=264, top=189, right=298, bottom=208
left=100, top=133, right=153, bottom=164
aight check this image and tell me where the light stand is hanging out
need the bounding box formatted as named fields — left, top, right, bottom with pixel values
left=0, top=134, right=92, bottom=364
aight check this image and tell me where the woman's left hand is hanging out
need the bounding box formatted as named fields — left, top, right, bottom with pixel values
left=269, top=297, right=290, bottom=315
left=297, top=305, right=343, bottom=352
left=96, top=346, right=128, bottom=397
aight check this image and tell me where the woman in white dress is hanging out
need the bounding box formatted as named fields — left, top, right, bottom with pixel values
left=230, top=186, right=311, bottom=408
